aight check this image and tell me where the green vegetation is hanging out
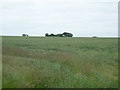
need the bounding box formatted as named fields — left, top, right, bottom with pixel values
left=2, top=36, right=118, bottom=88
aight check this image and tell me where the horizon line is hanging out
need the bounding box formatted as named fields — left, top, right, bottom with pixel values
left=0, top=35, right=119, bottom=38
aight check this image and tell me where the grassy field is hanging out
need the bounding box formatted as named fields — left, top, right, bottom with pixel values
left=2, top=36, right=118, bottom=88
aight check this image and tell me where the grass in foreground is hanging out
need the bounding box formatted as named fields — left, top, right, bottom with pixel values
left=2, top=36, right=118, bottom=88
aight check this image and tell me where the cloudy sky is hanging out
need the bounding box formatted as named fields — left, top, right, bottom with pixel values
left=1, top=0, right=118, bottom=37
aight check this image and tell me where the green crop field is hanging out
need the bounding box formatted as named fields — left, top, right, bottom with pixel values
left=2, top=36, right=118, bottom=88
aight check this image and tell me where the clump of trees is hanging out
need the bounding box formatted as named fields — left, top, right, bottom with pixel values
left=45, top=32, right=73, bottom=37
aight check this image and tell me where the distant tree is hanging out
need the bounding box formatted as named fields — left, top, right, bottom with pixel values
left=93, top=36, right=97, bottom=38
left=68, top=33, right=73, bottom=37
left=45, top=33, right=49, bottom=36
left=49, top=33, right=55, bottom=37
left=63, top=32, right=73, bottom=37
left=57, top=34, right=63, bottom=37
left=63, top=32, right=69, bottom=35
left=54, top=34, right=57, bottom=37
left=22, top=34, right=28, bottom=37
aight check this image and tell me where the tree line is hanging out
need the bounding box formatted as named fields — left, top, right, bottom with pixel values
left=45, top=32, right=73, bottom=37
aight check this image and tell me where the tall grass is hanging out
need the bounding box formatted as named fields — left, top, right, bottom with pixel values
left=2, top=36, right=118, bottom=88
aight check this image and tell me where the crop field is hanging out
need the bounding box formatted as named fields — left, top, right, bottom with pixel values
left=2, top=36, right=118, bottom=88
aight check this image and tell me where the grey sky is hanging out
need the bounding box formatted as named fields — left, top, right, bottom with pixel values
left=1, top=0, right=118, bottom=37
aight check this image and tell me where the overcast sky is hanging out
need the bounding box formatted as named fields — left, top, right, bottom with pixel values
left=1, top=0, right=118, bottom=37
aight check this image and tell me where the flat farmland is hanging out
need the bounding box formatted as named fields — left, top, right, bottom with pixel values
left=2, top=36, right=118, bottom=88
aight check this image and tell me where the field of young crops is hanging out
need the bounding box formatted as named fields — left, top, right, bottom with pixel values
left=2, top=36, right=118, bottom=88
